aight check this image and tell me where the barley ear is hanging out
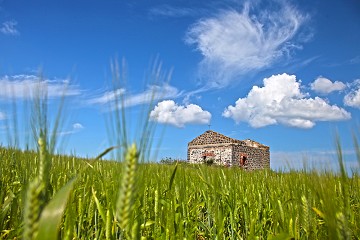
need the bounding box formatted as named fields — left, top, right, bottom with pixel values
left=38, top=135, right=49, bottom=184
left=23, top=179, right=43, bottom=240
left=116, top=143, right=138, bottom=236
left=301, top=195, right=309, bottom=235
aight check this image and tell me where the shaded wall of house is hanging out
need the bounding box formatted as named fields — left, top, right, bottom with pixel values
left=232, top=145, right=270, bottom=170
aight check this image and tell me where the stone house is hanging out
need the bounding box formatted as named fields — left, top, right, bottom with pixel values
left=187, top=130, right=270, bottom=170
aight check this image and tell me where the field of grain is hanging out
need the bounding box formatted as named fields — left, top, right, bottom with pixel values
left=1, top=143, right=359, bottom=239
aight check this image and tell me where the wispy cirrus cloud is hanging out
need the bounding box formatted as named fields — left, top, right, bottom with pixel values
left=326, top=55, right=360, bottom=67
left=0, top=74, right=81, bottom=100
left=185, top=1, right=309, bottom=88
left=149, top=5, right=201, bottom=18
left=350, top=56, right=360, bottom=64
left=88, top=83, right=183, bottom=109
left=0, top=20, right=19, bottom=36
left=0, top=111, right=5, bottom=120
left=87, top=88, right=126, bottom=105
left=58, top=123, right=85, bottom=136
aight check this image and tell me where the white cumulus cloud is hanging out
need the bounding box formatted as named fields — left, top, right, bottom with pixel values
left=0, top=20, right=19, bottom=35
left=344, top=79, right=360, bottom=108
left=185, top=2, right=307, bottom=87
left=223, top=73, right=351, bottom=128
left=150, top=100, right=211, bottom=127
left=310, top=77, right=346, bottom=94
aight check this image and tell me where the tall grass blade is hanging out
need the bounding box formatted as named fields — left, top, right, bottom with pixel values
left=92, top=187, right=106, bottom=221
left=95, top=145, right=119, bottom=160
left=36, top=178, right=76, bottom=240
left=352, top=133, right=360, bottom=166
left=336, top=135, right=347, bottom=178
left=167, top=162, right=178, bottom=192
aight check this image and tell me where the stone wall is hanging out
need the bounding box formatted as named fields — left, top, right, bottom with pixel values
left=187, top=130, right=270, bottom=170
left=188, top=144, right=233, bottom=165
left=232, top=145, right=270, bottom=170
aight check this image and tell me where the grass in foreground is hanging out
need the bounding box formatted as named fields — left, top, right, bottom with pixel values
left=0, top=147, right=359, bottom=239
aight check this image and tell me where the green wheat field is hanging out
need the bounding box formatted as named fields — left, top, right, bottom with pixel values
left=1, top=143, right=360, bottom=239
left=1, top=70, right=360, bottom=239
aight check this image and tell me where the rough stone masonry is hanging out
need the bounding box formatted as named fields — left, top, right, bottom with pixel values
left=187, top=130, right=270, bottom=170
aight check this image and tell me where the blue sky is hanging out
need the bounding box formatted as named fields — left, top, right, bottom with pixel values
left=0, top=0, right=360, bottom=171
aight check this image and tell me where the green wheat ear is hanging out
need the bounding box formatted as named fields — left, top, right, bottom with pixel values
left=23, top=179, right=43, bottom=240
left=116, top=143, right=139, bottom=237
left=301, top=195, right=310, bottom=235
left=23, top=135, right=49, bottom=240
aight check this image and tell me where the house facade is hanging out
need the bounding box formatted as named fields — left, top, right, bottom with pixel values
left=187, top=130, right=270, bottom=170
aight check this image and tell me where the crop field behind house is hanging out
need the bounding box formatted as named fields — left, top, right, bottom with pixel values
left=1, top=144, right=360, bottom=239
